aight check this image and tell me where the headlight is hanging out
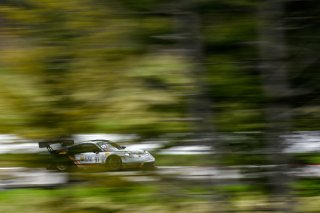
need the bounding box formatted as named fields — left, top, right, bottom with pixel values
left=124, top=153, right=130, bottom=157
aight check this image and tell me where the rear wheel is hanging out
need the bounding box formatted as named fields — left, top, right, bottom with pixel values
left=53, top=157, right=73, bottom=172
left=106, top=156, right=122, bottom=171
left=55, top=163, right=69, bottom=172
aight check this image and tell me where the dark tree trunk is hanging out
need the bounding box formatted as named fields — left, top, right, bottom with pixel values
left=173, top=5, right=231, bottom=212
left=257, top=1, right=294, bottom=212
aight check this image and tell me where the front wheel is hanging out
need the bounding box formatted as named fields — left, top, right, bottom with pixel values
left=106, top=156, right=122, bottom=171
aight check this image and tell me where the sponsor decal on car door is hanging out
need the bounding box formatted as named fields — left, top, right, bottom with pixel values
left=75, top=152, right=106, bottom=164
left=75, top=153, right=99, bottom=164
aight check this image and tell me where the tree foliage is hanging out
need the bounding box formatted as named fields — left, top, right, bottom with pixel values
left=0, top=0, right=193, bottom=138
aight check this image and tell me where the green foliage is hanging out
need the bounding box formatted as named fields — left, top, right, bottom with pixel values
left=154, top=154, right=215, bottom=166
left=0, top=0, right=193, bottom=138
left=1, top=0, right=317, bottom=138
left=294, top=179, right=320, bottom=197
left=0, top=153, right=49, bottom=167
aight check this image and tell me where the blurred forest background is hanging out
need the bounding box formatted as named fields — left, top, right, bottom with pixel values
left=0, top=0, right=319, bottom=212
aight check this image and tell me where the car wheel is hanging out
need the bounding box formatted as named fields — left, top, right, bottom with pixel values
left=106, top=155, right=122, bottom=171
left=53, top=157, right=72, bottom=172
left=55, top=163, right=69, bottom=172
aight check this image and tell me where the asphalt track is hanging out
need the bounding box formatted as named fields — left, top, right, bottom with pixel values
left=0, top=165, right=319, bottom=189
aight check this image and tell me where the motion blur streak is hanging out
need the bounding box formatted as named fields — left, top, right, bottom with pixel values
left=0, top=0, right=319, bottom=212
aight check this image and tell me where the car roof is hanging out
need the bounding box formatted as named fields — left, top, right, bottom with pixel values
left=71, top=139, right=111, bottom=146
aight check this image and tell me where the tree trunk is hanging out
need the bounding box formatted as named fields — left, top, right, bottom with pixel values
left=173, top=6, right=231, bottom=212
left=257, top=0, right=294, bottom=212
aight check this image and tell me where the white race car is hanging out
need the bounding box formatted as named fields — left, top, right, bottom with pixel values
left=39, top=139, right=155, bottom=171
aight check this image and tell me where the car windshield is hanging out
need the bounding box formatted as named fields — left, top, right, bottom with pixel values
left=97, top=141, right=121, bottom=151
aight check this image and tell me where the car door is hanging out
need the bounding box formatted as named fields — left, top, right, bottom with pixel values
left=70, top=143, right=101, bottom=165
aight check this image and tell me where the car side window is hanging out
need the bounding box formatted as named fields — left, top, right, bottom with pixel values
left=69, top=144, right=100, bottom=154
left=99, top=143, right=111, bottom=151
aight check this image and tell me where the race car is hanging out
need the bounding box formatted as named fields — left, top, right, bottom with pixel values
left=39, top=139, right=155, bottom=171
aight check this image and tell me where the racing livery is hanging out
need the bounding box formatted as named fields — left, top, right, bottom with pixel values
left=39, top=139, right=155, bottom=171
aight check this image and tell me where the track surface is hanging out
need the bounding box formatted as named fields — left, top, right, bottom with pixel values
left=1, top=165, right=319, bottom=189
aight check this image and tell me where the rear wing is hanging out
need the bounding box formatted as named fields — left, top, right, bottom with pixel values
left=38, top=139, right=74, bottom=148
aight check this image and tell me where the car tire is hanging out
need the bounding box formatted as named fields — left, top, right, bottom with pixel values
left=106, top=155, right=122, bottom=171
left=53, top=157, right=73, bottom=172
left=55, top=162, right=69, bottom=172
